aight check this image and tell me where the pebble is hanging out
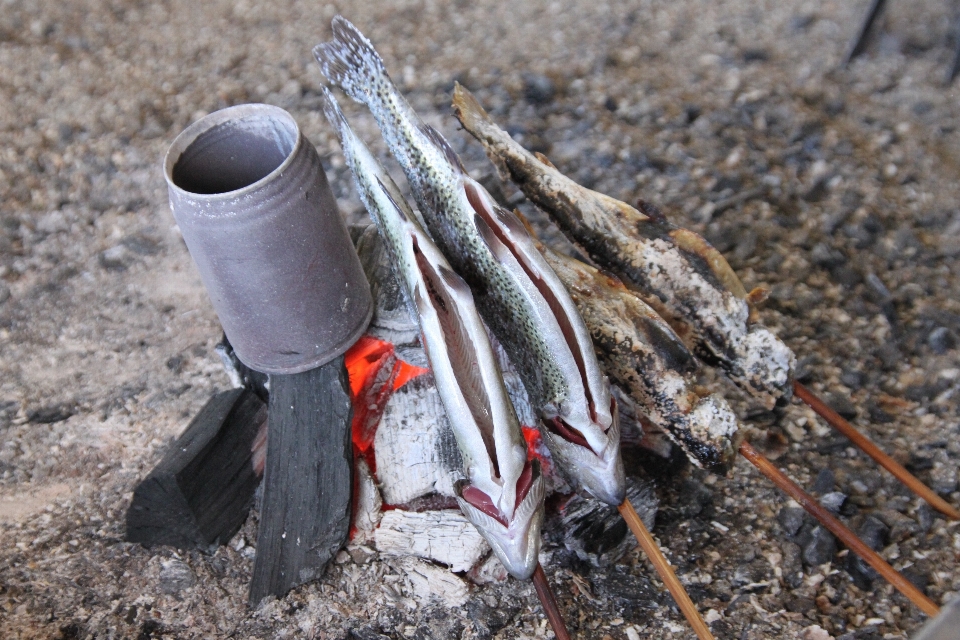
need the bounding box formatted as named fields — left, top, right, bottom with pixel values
left=158, top=559, right=195, bottom=594
left=928, top=327, right=956, bottom=354
left=812, top=468, right=836, bottom=494
left=0, top=283, right=9, bottom=305
left=840, top=369, right=865, bottom=390
left=819, top=492, right=847, bottom=515
left=522, top=73, right=555, bottom=105
left=823, top=393, right=858, bottom=420
left=801, top=525, right=837, bottom=566
left=778, top=505, right=806, bottom=537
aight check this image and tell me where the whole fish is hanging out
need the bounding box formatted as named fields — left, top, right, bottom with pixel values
left=318, top=87, right=543, bottom=579
left=315, top=17, right=625, bottom=506
left=452, top=84, right=796, bottom=411
left=539, top=244, right=741, bottom=471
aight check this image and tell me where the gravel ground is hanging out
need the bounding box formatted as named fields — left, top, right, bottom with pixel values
left=2, top=0, right=960, bottom=638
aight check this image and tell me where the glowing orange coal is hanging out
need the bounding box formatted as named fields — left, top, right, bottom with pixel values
left=344, top=335, right=429, bottom=461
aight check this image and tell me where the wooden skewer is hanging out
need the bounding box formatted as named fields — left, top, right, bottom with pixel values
left=531, top=563, right=572, bottom=640
left=793, top=381, right=960, bottom=521
left=618, top=498, right=716, bottom=640
left=739, top=440, right=940, bottom=617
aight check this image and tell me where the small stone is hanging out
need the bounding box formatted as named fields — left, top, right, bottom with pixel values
left=802, top=525, right=836, bottom=566
left=840, top=369, right=865, bottom=389
left=27, top=404, right=73, bottom=424
left=866, top=401, right=894, bottom=424
left=823, top=393, right=858, bottom=420
left=820, top=492, right=847, bottom=515
left=813, top=468, right=836, bottom=494
left=875, top=343, right=901, bottom=371
left=159, top=559, right=195, bottom=594
left=781, top=541, right=804, bottom=589
left=800, top=625, right=834, bottom=640
left=778, top=505, right=806, bottom=536
left=878, top=509, right=920, bottom=542
left=929, top=457, right=958, bottom=496
left=522, top=73, right=555, bottom=105
left=165, top=356, right=185, bottom=374
left=98, top=245, right=133, bottom=271
left=929, top=327, right=956, bottom=354
left=0, top=283, right=9, bottom=305
left=811, top=243, right=845, bottom=269
left=846, top=515, right=888, bottom=586
left=677, top=478, right=713, bottom=518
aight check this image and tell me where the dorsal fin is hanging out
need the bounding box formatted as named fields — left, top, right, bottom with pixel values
left=419, top=123, right=466, bottom=173
left=637, top=199, right=668, bottom=225
left=374, top=176, right=409, bottom=222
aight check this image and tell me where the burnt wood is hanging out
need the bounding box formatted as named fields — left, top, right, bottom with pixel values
left=249, top=356, right=353, bottom=604
left=125, top=387, right=267, bottom=550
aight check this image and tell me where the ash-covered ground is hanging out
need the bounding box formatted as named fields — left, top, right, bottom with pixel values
left=2, top=0, right=960, bottom=638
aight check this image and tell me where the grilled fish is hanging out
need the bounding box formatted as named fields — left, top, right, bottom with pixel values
left=452, top=84, right=796, bottom=411
left=319, top=87, right=543, bottom=579
left=315, top=17, right=625, bottom=506
left=540, top=245, right=741, bottom=471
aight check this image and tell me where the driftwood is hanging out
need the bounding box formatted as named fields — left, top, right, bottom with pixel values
left=125, top=387, right=267, bottom=550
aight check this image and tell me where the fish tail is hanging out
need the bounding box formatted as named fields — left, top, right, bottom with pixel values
left=313, top=16, right=389, bottom=106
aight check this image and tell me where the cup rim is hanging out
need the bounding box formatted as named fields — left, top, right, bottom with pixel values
left=163, top=103, right=303, bottom=200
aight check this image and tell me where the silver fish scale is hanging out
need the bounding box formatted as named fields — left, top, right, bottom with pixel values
left=316, top=16, right=570, bottom=420
left=351, top=81, right=571, bottom=419
left=411, top=154, right=570, bottom=419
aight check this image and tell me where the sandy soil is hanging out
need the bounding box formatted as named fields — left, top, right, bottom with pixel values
left=1, top=0, right=959, bottom=638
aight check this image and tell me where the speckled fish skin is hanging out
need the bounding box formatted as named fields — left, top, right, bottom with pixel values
left=452, top=84, right=796, bottom=411
left=318, top=87, right=543, bottom=580
left=315, top=17, right=625, bottom=506
left=541, top=246, right=742, bottom=471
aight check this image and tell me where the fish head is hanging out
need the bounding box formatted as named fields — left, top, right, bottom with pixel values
left=455, top=460, right=545, bottom=580
left=540, top=404, right=626, bottom=506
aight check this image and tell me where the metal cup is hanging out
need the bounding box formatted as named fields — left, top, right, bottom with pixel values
left=164, top=104, right=372, bottom=374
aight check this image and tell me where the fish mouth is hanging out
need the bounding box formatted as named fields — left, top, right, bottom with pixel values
left=455, top=460, right=545, bottom=580
left=541, top=411, right=626, bottom=506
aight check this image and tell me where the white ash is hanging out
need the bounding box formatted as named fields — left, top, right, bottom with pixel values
left=375, top=509, right=490, bottom=572
left=396, top=557, right=470, bottom=608
left=352, top=459, right=382, bottom=545
left=374, top=374, right=464, bottom=505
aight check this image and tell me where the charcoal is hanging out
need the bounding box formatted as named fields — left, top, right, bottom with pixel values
left=556, top=477, right=657, bottom=567
left=249, top=356, right=353, bottom=604
left=125, top=387, right=267, bottom=550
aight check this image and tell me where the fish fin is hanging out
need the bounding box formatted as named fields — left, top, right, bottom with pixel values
left=512, top=208, right=540, bottom=239
left=473, top=212, right=512, bottom=263
left=456, top=495, right=507, bottom=533
left=436, top=263, right=473, bottom=297
left=313, top=16, right=388, bottom=105
left=533, top=151, right=557, bottom=170
left=418, top=123, right=466, bottom=173
left=373, top=176, right=410, bottom=223
left=316, top=85, right=350, bottom=139
left=512, top=462, right=545, bottom=528
left=637, top=199, right=668, bottom=225
left=413, top=241, right=500, bottom=477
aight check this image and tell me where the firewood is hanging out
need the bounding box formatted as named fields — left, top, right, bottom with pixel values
left=375, top=509, right=489, bottom=572
left=125, top=387, right=267, bottom=550
left=248, top=356, right=353, bottom=604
